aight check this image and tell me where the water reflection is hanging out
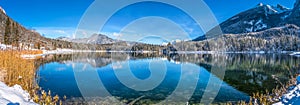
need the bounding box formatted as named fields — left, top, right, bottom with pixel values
left=36, top=53, right=300, bottom=104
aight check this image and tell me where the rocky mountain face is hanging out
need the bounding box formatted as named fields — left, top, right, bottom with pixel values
left=194, top=0, right=300, bottom=41
left=189, top=0, right=300, bottom=52
left=287, top=0, right=300, bottom=25
left=220, top=3, right=289, bottom=34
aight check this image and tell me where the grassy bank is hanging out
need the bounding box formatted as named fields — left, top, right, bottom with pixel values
left=0, top=50, right=61, bottom=104
left=0, top=50, right=38, bottom=91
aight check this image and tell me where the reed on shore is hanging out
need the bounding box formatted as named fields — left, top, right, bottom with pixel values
left=0, top=50, right=61, bottom=104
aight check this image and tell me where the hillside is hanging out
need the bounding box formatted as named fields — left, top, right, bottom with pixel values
left=0, top=7, right=165, bottom=51
left=0, top=7, right=73, bottom=50
left=189, top=0, right=300, bottom=52
left=0, top=3, right=299, bottom=52
left=194, top=0, right=300, bottom=40
left=0, top=8, right=128, bottom=51
left=176, top=24, right=300, bottom=52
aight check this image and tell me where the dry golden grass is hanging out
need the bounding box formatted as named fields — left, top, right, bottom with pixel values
left=19, top=50, right=43, bottom=55
left=0, top=50, right=60, bottom=105
left=0, top=50, right=36, bottom=91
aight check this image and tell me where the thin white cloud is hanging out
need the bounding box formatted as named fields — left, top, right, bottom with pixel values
left=54, top=30, right=67, bottom=34
left=33, top=16, right=201, bottom=44
left=116, top=16, right=191, bottom=42
left=112, top=32, right=123, bottom=38
left=34, top=27, right=76, bottom=39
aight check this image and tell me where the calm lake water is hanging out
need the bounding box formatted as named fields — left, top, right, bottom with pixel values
left=36, top=53, right=300, bottom=104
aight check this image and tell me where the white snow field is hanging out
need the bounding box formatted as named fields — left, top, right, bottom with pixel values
left=0, top=82, right=37, bottom=105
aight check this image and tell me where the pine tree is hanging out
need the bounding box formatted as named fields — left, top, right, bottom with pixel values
left=4, top=18, right=10, bottom=45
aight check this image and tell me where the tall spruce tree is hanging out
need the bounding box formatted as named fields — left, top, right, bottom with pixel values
left=4, top=18, right=10, bottom=45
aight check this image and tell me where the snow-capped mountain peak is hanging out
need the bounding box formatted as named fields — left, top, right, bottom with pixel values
left=257, top=3, right=264, bottom=7
left=256, top=3, right=290, bottom=15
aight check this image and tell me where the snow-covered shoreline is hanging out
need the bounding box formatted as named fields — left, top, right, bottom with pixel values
left=20, top=49, right=158, bottom=59
left=20, top=49, right=300, bottom=59
left=274, top=76, right=300, bottom=105
left=21, top=49, right=107, bottom=59
left=290, top=52, right=300, bottom=57
left=0, top=82, right=37, bottom=105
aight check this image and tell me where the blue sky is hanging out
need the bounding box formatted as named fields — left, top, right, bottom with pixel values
left=0, top=0, right=295, bottom=44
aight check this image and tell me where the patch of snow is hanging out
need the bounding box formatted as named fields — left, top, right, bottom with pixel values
left=266, top=5, right=278, bottom=13
left=254, top=19, right=268, bottom=31
left=22, top=49, right=131, bottom=59
left=261, top=24, right=267, bottom=29
left=244, top=20, right=257, bottom=32
left=281, top=13, right=291, bottom=20
left=258, top=51, right=265, bottom=54
left=0, top=7, right=6, bottom=15
left=0, top=82, right=37, bottom=105
left=290, top=52, right=300, bottom=55
left=255, top=19, right=263, bottom=25
left=0, top=44, right=6, bottom=50
left=246, top=27, right=253, bottom=32
left=244, top=20, right=255, bottom=25
left=274, top=9, right=287, bottom=14
left=264, top=5, right=277, bottom=16
left=161, top=42, right=168, bottom=46
left=274, top=76, right=300, bottom=105
left=244, top=19, right=268, bottom=32
left=257, top=3, right=264, bottom=7
left=261, top=4, right=290, bottom=16
left=230, top=16, right=239, bottom=21
left=170, top=59, right=181, bottom=64
left=290, top=52, right=300, bottom=57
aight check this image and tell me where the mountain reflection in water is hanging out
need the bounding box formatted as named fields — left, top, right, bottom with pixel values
left=36, top=52, right=300, bottom=104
